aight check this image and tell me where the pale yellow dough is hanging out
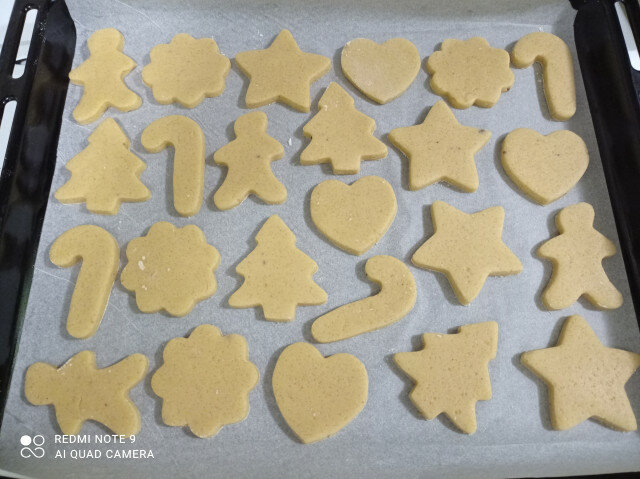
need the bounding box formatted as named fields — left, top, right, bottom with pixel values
left=121, top=222, right=220, bottom=316
left=389, top=100, right=491, bottom=192
left=395, top=321, right=498, bottom=434
left=301, top=82, right=387, bottom=174
left=312, top=255, right=416, bottom=343
left=501, top=128, right=588, bottom=205
left=272, top=342, right=368, bottom=444
left=522, top=315, right=640, bottom=431
left=512, top=32, right=576, bottom=121
left=235, top=29, right=331, bottom=112
left=412, top=201, right=522, bottom=305
left=50, top=225, right=119, bottom=339
left=213, top=111, right=286, bottom=210
left=69, top=28, right=141, bottom=124
left=229, top=215, right=327, bottom=322
left=151, top=325, right=259, bottom=438
left=55, top=118, right=150, bottom=215
left=25, top=351, right=148, bottom=435
left=142, top=34, right=230, bottom=108
left=310, top=176, right=397, bottom=255
left=426, top=37, right=514, bottom=109
left=341, top=38, right=420, bottom=104
left=141, top=115, right=205, bottom=217
left=538, top=203, right=623, bottom=310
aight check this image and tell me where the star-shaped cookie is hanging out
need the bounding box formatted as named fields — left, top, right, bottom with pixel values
left=388, top=100, right=491, bottom=192
left=412, top=201, right=522, bottom=304
left=521, top=315, right=640, bottom=431
left=235, top=30, right=331, bottom=112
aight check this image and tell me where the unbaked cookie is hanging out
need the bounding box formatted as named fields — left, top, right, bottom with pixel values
left=300, top=82, right=387, bottom=174
left=412, top=201, right=522, bottom=305
left=389, top=100, right=491, bottom=192
left=55, top=118, right=150, bottom=215
left=69, top=28, right=141, bottom=124
left=394, top=321, right=498, bottom=434
left=235, top=29, right=331, bottom=112
left=213, top=111, right=286, bottom=210
left=521, top=315, right=640, bottom=431
left=142, top=34, right=230, bottom=108
left=537, top=202, right=623, bottom=310
left=310, top=176, right=396, bottom=255
left=273, top=342, right=368, bottom=443
left=341, top=38, right=420, bottom=104
left=501, top=128, right=588, bottom=205
left=25, top=351, right=148, bottom=435
left=121, top=222, right=220, bottom=316
left=229, top=215, right=327, bottom=321
left=151, top=325, right=259, bottom=438
left=312, top=255, right=416, bottom=343
left=426, top=37, right=514, bottom=109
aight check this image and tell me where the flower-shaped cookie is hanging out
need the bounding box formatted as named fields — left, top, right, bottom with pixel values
left=426, top=37, right=514, bottom=109
left=142, top=34, right=230, bottom=108
left=151, top=325, right=259, bottom=438
left=121, top=222, right=220, bottom=316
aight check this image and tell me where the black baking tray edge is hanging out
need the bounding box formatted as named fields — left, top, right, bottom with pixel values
left=0, top=0, right=637, bottom=440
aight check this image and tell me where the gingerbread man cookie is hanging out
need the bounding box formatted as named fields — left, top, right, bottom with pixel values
left=537, top=203, right=623, bottom=310
left=151, top=325, right=259, bottom=438
left=69, top=28, right=141, bottom=124
left=300, top=82, right=387, bottom=174
left=142, top=34, right=230, bottom=108
left=213, top=111, right=286, bottom=210
left=235, top=29, right=331, bottom=112
left=25, top=351, right=148, bottom=435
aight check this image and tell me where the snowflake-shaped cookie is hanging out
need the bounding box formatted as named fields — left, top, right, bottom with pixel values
left=142, top=34, right=230, bottom=108
left=121, top=222, right=220, bottom=316
left=426, top=37, right=514, bottom=109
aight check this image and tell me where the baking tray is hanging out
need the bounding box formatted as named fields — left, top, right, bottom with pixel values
left=1, top=0, right=640, bottom=477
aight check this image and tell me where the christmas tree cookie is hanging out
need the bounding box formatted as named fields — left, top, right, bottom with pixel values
left=300, top=82, right=387, bottom=174
left=229, top=215, right=327, bottom=321
left=55, top=118, right=150, bottom=214
left=213, top=111, right=286, bottom=210
left=69, top=28, right=141, bottom=124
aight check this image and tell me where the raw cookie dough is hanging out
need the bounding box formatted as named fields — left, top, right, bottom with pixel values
left=426, top=37, right=514, bottom=109
left=121, top=222, right=220, bottom=316
left=389, top=100, right=491, bottom=192
left=213, top=111, right=286, bottom=210
left=69, top=28, right=141, bottom=124
left=312, top=255, right=416, bottom=343
left=55, top=118, right=150, bottom=214
left=412, top=201, right=522, bottom=305
left=25, top=351, right=148, bottom=435
left=310, top=176, right=397, bottom=255
left=142, top=34, right=230, bottom=108
left=537, top=202, right=623, bottom=310
left=501, top=128, right=588, bottom=205
left=50, top=225, right=119, bottom=339
left=394, top=321, right=498, bottom=434
left=235, top=29, right=331, bottom=112
left=151, top=325, right=259, bottom=438
left=521, top=315, right=640, bottom=431
left=512, top=32, right=576, bottom=121
left=341, top=38, right=420, bottom=104
left=272, top=342, right=368, bottom=444
left=229, top=215, right=327, bottom=321
left=300, top=82, right=387, bottom=174
left=141, top=115, right=205, bottom=217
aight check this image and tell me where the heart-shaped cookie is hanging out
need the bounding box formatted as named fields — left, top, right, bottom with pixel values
left=310, top=176, right=397, bottom=255
left=272, top=342, right=368, bottom=444
left=501, top=128, right=588, bottom=205
left=341, top=38, right=420, bottom=104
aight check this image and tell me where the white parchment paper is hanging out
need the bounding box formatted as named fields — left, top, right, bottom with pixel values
left=1, top=0, right=639, bottom=477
